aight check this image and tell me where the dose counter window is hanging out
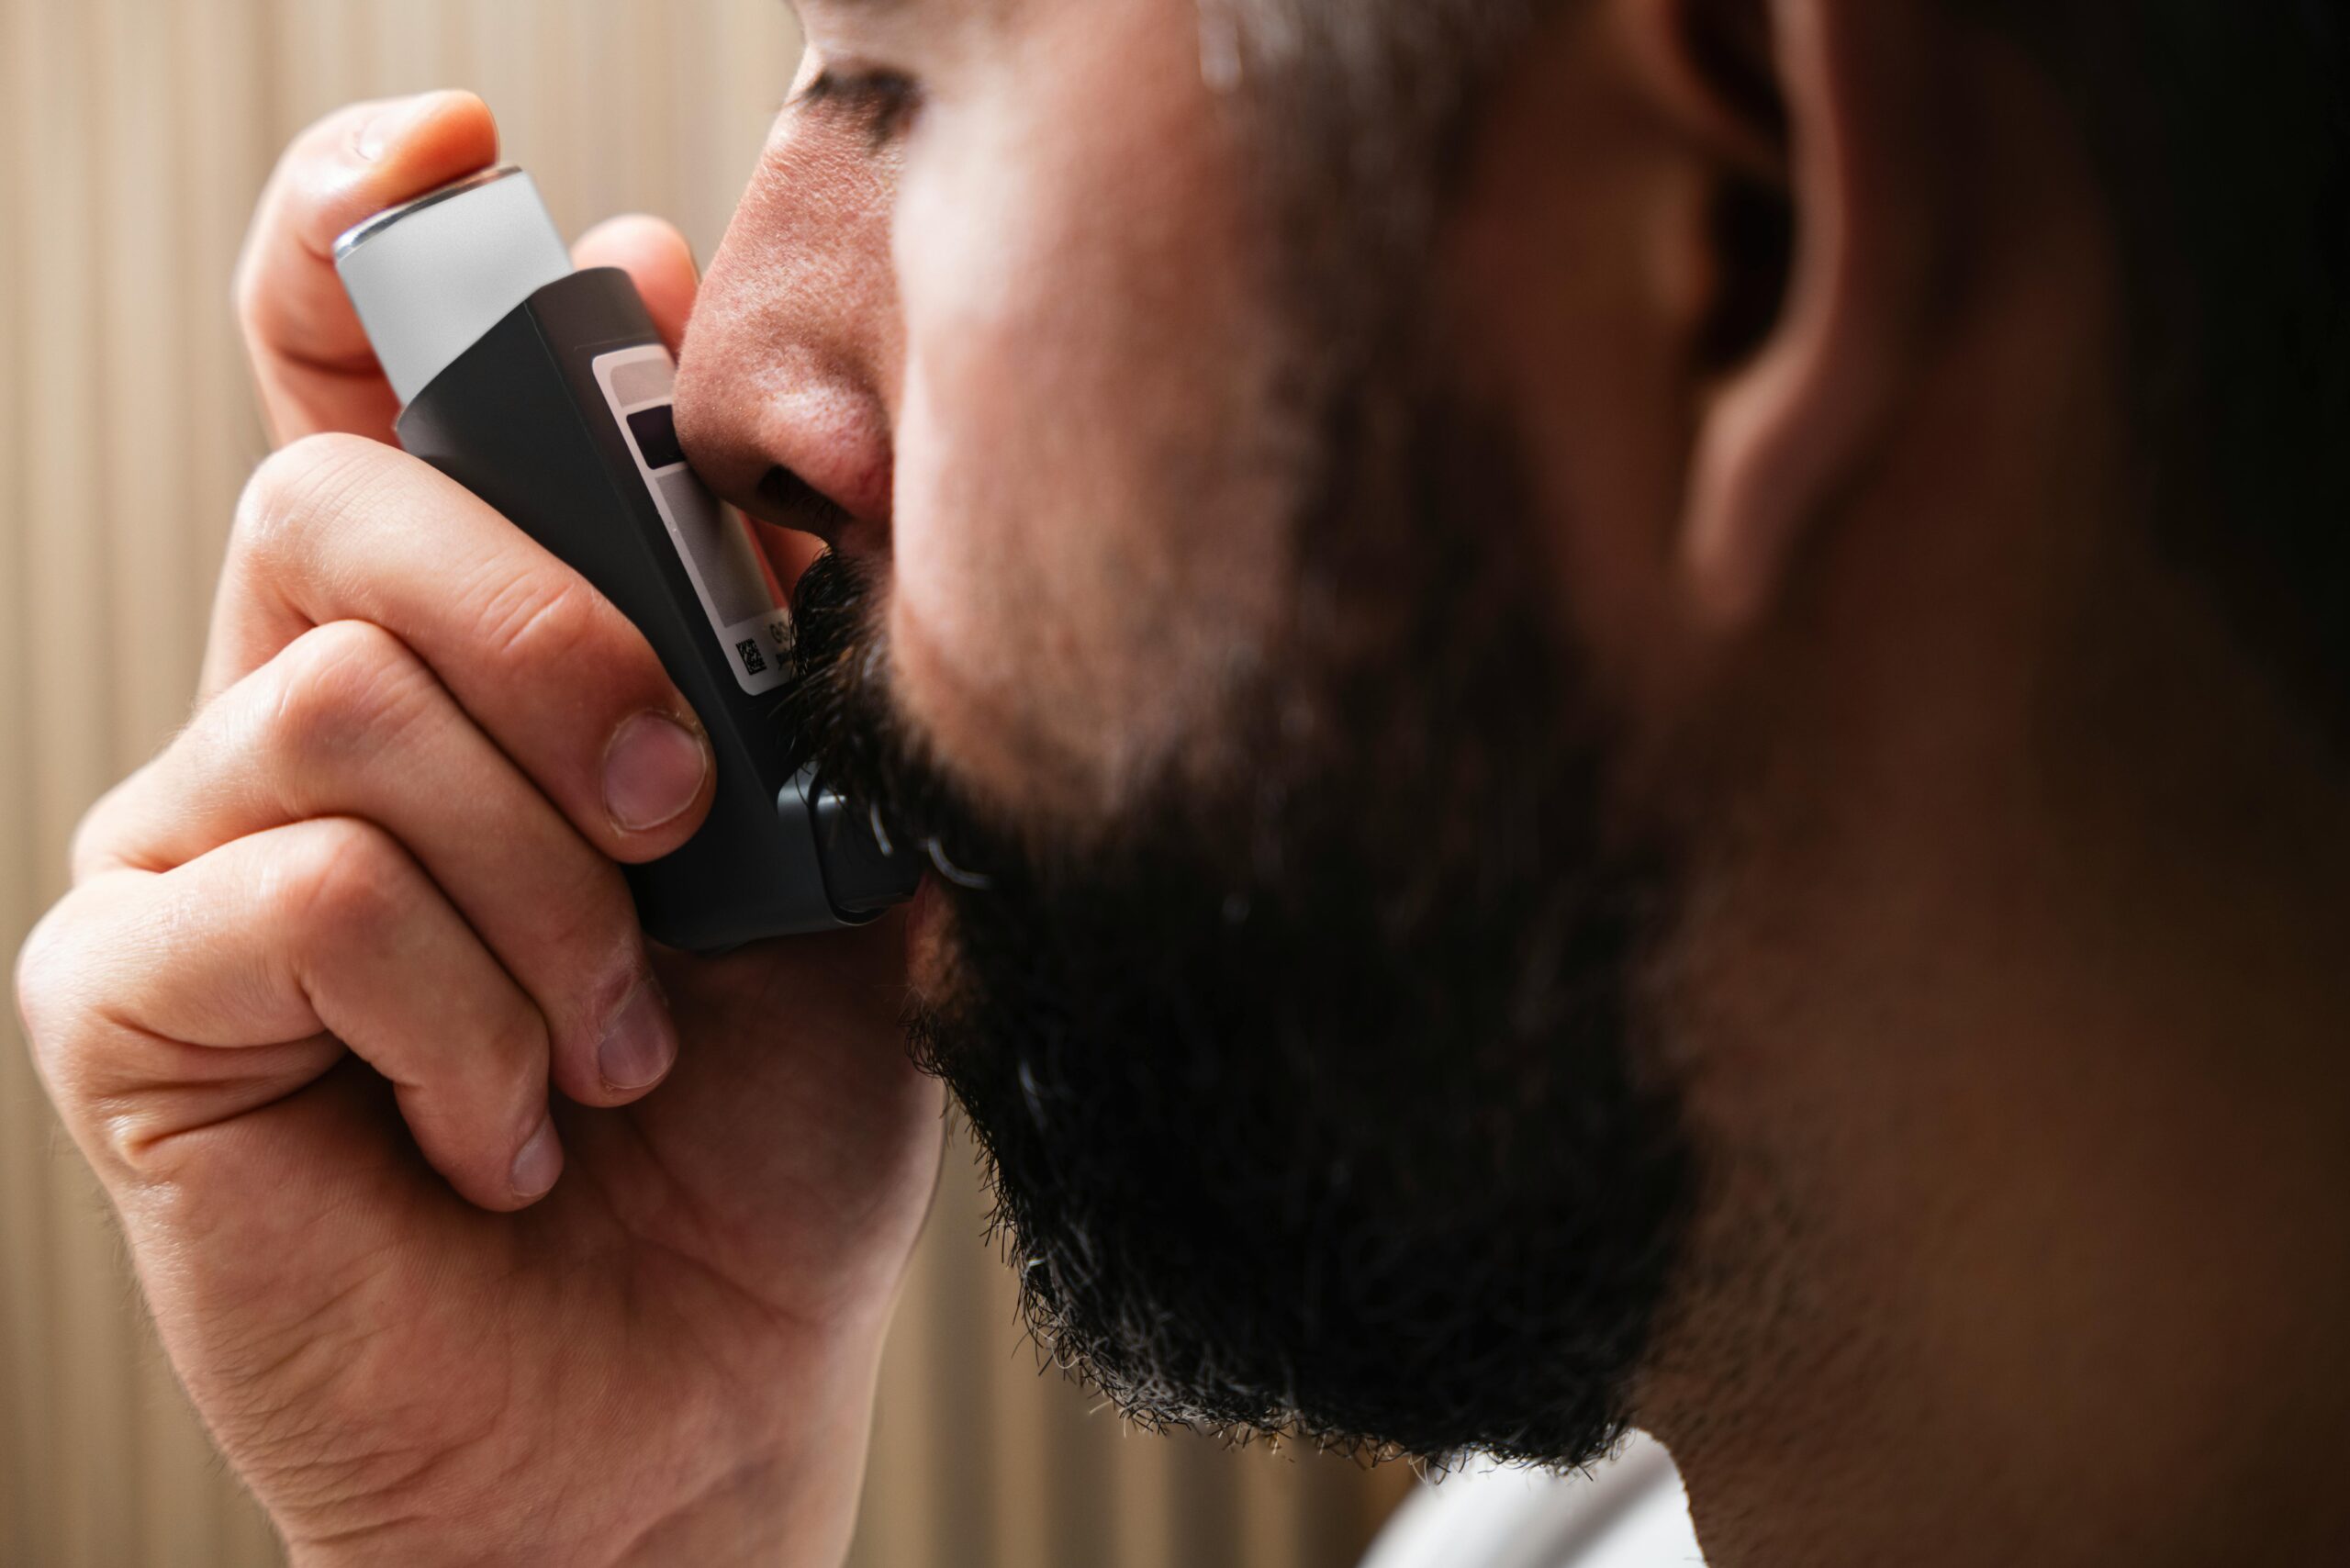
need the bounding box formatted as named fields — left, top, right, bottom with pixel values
left=594, top=344, right=792, bottom=697
left=626, top=404, right=688, bottom=471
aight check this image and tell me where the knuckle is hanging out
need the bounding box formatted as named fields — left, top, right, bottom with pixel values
left=238, top=104, right=376, bottom=330
left=539, top=899, right=643, bottom=1041
left=275, top=818, right=414, bottom=947
left=471, top=569, right=631, bottom=682
left=543, top=867, right=637, bottom=963
left=289, top=99, right=373, bottom=164
left=12, top=902, right=77, bottom=1064
left=11, top=889, right=118, bottom=1103
left=480, top=1001, right=554, bottom=1082
left=268, top=622, right=437, bottom=764
left=231, top=434, right=384, bottom=576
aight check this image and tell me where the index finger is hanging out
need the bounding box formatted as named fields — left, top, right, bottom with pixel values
left=203, top=434, right=716, bottom=866
left=235, top=92, right=501, bottom=444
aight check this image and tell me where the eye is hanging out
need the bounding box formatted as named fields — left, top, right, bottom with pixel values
left=793, top=64, right=922, bottom=146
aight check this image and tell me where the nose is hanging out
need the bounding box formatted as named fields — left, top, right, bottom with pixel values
left=673, top=119, right=902, bottom=554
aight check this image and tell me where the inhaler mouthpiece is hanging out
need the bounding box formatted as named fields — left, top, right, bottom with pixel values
left=335, top=166, right=574, bottom=407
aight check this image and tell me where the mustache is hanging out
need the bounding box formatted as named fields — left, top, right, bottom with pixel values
left=773, top=551, right=1006, bottom=892
left=774, top=548, right=890, bottom=787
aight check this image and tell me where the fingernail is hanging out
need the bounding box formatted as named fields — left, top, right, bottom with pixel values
left=603, top=712, right=710, bottom=834
left=511, top=1114, right=563, bottom=1201
left=355, top=91, right=458, bottom=162
left=599, top=979, right=678, bottom=1092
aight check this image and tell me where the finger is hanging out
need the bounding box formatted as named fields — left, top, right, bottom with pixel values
left=20, top=821, right=562, bottom=1213
left=200, top=435, right=716, bottom=865
left=573, top=215, right=699, bottom=354
left=77, top=621, right=679, bottom=1108
left=236, top=92, right=501, bottom=444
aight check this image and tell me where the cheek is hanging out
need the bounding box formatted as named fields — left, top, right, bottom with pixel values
left=882, top=39, right=1292, bottom=816
left=888, top=328, right=1062, bottom=781
left=886, top=143, right=1105, bottom=802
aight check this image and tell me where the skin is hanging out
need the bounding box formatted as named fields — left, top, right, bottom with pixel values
left=15, top=3, right=2350, bottom=1567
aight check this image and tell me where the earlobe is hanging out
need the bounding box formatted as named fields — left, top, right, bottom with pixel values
left=1630, top=0, right=1941, bottom=630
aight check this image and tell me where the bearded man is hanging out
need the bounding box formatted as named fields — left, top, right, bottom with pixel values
left=19, top=2, right=2350, bottom=1563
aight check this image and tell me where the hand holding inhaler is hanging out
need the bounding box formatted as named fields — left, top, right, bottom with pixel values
left=16, top=95, right=941, bottom=1564
left=337, top=163, right=916, bottom=949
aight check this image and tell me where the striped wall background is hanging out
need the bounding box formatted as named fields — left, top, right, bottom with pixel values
left=0, top=2, right=1416, bottom=1562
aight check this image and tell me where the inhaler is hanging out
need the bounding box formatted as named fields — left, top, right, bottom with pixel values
left=336, top=166, right=916, bottom=950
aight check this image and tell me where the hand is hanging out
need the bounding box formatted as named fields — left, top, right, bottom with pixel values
left=14, top=94, right=942, bottom=1568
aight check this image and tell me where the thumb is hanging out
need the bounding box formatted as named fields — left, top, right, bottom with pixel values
left=572, top=216, right=699, bottom=354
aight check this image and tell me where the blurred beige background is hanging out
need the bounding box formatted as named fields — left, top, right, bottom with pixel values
left=0, top=1, right=1414, bottom=1562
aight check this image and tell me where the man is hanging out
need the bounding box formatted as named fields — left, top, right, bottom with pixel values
left=15, top=0, right=2350, bottom=1562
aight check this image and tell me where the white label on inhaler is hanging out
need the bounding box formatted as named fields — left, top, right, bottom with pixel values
left=593, top=345, right=793, bottom=697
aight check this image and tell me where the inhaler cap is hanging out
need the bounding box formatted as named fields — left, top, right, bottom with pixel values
left=334, top=166, right=574, bottom=407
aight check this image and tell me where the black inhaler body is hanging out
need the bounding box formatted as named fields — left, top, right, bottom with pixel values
left=337, top=167, right=915, bottom=951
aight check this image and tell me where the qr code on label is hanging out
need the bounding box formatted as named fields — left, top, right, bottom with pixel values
left=736, top=639, right=767, bottom=676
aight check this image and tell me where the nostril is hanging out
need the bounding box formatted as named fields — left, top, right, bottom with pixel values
left=756, top=465, right=859, bottom=544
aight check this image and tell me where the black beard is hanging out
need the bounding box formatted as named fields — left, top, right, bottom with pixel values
left=770, top=388, right=1693, bottom=1469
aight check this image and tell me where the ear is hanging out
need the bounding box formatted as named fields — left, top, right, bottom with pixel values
left=1618, top=0, right=1942, bottom=629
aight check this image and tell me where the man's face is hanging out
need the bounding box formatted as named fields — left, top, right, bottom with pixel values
left=675, top=0, right=1693, bottom=1465
left=682, top=0, right=1301, bottom=824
